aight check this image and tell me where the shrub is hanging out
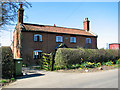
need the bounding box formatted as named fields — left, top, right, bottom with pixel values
left=1, top=80, right=7, bottom=83
left=95, top=62, right=101, bottom=67
left=1, top=46, right=15, bottom=79
left=116, top=58, right=120, bottom=64
left=54, top=48, right=118, bottom=68
left=10, top=78, right=15, bottom=82
left=80, top=62, right=95, bottom=68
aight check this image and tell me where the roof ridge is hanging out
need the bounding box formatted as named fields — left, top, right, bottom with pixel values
left=23, top=23, right=96, bottom=37
left=23, top=23, right=84, bottom=31
left=89, top=31, right=98, bottom=37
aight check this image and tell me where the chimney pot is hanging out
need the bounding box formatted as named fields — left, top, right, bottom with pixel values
left=17, top=4, right=24, bottom=24
left=19, top=4, right=22, bottom=8
left=54, top=24, right=56, bottom=27
left=83, top=18, right=90, bottom=31
left=85, top=18, right=88, bottom=21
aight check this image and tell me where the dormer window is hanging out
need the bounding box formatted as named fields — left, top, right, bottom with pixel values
left=56, top=36, right=63, bottom=42
left=86, top=38, right=91, bottom=44
left=34, top=34, right=42, bottom=42
left=70, top=37, right=76, bottom=43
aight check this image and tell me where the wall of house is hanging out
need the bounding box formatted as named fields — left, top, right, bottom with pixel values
left=13, top=26, right=19, bottom=59
left=109, top=44, right=120, bottom=50
left=12, top=24, right=22, bottom=59
left=20, top=31, right=97, bottom=65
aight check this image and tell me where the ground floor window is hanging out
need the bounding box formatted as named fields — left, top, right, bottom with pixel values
left=33, top=50, right=42, bottom=59
left=86, top=38, right=91, bottom=44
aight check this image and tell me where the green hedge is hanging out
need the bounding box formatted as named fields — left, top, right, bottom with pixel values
left=54, top=48, right=119, bottom=68
left=1, top=46, right=14, bottom=79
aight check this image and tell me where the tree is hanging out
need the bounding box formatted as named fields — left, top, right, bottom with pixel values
left=0, top=0, right=32, bottom=29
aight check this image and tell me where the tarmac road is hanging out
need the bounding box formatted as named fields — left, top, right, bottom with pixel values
left=4, top=69, right=118, bottom=88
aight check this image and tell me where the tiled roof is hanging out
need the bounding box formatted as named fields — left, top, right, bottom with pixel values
left=22, top=23, right=97, bottom=37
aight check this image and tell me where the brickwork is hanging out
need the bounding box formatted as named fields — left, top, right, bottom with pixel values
left=19, top=31, right=97, bottom=65
left=12, top=4, right=98, bottom=65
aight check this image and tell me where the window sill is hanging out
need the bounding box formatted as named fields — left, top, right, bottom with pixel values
left=86, top=43, right=91, bottom=44
left=34, top=41, right=43, bottom=42
left=70, top=42, right=76, bottom=44
left=56, top=42, right=63, bottom=43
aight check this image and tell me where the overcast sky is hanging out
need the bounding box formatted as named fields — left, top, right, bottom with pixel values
left=1, top=1, right=118, bottom=49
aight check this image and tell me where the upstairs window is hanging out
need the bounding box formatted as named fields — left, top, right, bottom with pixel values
left=86, top=38, right=91, bottom=44
left=34, top=34, right=42, bottom=42
left=56, top=36, right=63, bottom=42
left=70, top=37, right=76, bottom=43
left=33, top=50, right=42, bottom=59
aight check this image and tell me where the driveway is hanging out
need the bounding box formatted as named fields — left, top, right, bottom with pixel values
left=4, top=69, right=118, bottom=88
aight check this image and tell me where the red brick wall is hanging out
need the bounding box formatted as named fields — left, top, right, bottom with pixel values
left=83, top=18, right=90, bottom=31
left=109, top=44, right=120, bottom=50
left=20, top=31, right=97, bottom=65
left=12, top=24, right=22, bottom=59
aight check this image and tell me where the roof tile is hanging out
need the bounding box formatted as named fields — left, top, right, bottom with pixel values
left=22, top=23, right=96, bottom=37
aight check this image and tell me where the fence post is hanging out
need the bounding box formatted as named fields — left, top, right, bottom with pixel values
left=50, top=53, right=55, bottom=71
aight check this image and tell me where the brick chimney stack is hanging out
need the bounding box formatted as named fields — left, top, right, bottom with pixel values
left=17, top=4, right=24, bottom=24
left=83, top=18, right=90, bottom=31
left=19, top=4, right=22, bottom=8
left=54, top=24, right=56, bottom=27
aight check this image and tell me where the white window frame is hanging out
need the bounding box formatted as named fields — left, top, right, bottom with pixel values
left=56, top=36, right=63, bottom=42
left=70, top=37, right=76, bottom=43
left=86, top=38, right=91, bottom=44
left=39, top=35, right=42, bottom=41
left=34, top=34, right=42, bottom=42
left=33, top=50, right=42, bottom=59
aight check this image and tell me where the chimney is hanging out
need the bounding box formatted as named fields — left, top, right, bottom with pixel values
left=54, top=24, right=56, bottom=27
left=19, top=4, right=22, bottom=8
left=83, top=18, right=90, bottom=31
left=17, top=4, right=24, bottom=24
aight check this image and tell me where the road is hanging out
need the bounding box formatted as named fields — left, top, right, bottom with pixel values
left=4, top=69, right=118, bottom=88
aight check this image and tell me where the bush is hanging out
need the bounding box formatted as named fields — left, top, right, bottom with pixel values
left=10, top=78, right=15, bottom=81
left=1, top=80, right=7, bottom=83
left=115, top=58, right=120, bottom=64
left=54, top=48, right=119, bottom=68
left=1, top=46, right=14, bottom=79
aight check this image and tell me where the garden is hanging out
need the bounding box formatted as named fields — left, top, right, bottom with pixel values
left=40, top=48, right=120, bottom=72
left=1, top=47, right=120, bottom=86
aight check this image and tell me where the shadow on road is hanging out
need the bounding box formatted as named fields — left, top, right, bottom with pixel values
left=16, top=73, right=45, bottom=79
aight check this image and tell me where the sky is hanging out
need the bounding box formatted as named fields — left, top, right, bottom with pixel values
left=1, top=2, right=118, bottom=49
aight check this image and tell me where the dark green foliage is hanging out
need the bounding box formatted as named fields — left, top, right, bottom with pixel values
left=1, top=80, right=7, bottom=83
left=54, top=48, right=119, bottom=68
left=1, top=46, right=14, bottom=79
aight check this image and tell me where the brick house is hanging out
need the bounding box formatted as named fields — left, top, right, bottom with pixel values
left=109, top=43, right=120, bottom=50
left=12, top=4, right=98, bottom=65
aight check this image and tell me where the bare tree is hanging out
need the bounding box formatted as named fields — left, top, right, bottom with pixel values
left=0, top=0, right=32, bottom=28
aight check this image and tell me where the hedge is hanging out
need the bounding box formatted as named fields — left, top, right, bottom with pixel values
left=54, top=48, right=119, bottom=68
left=1, top=46, right=15, bottom=79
